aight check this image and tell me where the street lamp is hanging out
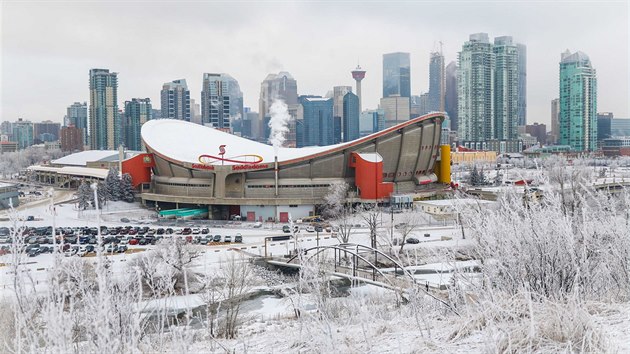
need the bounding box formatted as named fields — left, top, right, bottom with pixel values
left=91, top=183, right=103, bottom=255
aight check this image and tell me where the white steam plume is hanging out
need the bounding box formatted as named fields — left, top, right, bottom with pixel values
left=268, top=99, right=291, bottom=154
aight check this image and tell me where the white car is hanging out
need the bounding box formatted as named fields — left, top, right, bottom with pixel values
left=253, top=222, right=262, bottom=228
left=192, top=228, right=200, bottom=234
left=306, top=226, right=315, bottom=233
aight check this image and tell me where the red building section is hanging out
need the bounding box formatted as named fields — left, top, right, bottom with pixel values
left=121, top=153, right=155, bottom=187
left=349, top=152, right=393, bottom=200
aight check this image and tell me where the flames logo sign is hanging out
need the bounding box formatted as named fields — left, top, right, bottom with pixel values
left=197, top=145, right=264, bottom=165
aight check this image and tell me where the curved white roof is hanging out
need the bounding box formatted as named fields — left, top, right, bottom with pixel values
left=142, top=119, right=348, bottom=165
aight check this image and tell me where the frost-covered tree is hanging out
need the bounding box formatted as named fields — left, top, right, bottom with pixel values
left=322, top=181, right=354, bottom=243
left=105, top=167, right=121, bottom=201
left=77, top=180, right=93, bottom=210
left=120, top=173, right=135, bottom=203
left=96, top=181, right=108, bottom=208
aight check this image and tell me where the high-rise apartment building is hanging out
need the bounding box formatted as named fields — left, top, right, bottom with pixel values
left=445, top=61, right=458, bottom=132
left=458, top=33, right=495, bottom=141
left=383, top=52, right=411, bottom=98
left=559, top=50, right=597, bottom=151
left=89, top=68, right=119, bottom=150
left=297, top=96, right=333, bottom=147
left=597, top=112, right=613, bottom=142
left=525, top=123, right=547, bottom=145
left=517, top=43, right=527, bottom=126
left=201, top=73, right=243, bottom=130
left=12, top=118, right=34, bottom=150
left=67, top=102, right=88, bottom=145
left=428, top=51, right=445, bottom=112
left=343, top=92, right=360, bottom=142
left=259, top=72, right=298, bottom=140
left=161, top=79, right=190, bottom=121
left=457, top=33, right=523, bottom=144
left=60, top=125, right=84, bottom=152
left=124, top=98, right=152, bottom=151
left=359, top=110, right=384, bottom=137
left=33, top=120, right=61, bottom=143
left=493, top=36, right=519, bottom=140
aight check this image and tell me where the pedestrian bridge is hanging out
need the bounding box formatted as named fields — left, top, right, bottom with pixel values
left=263, top=243, right=458, bottom=314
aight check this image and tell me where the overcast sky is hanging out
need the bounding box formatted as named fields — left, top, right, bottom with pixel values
left=1, top=0, right=628, bottom=127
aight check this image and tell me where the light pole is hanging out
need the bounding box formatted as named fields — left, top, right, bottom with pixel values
left=47, top=188, right=60, bottom=254
left=91, top=183, right=103, bottom=255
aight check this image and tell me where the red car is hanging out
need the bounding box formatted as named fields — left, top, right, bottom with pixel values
left=128, top=239, right=139, bottom=245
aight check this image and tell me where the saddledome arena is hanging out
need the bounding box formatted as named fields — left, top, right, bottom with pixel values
left=140, top=112, right=446, bottom=221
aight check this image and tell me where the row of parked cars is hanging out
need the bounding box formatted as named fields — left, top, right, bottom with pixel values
left=191, top=234, right=243, bottom=244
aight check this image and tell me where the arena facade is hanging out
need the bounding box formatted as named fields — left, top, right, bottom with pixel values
left=140, top=112, right=446, bottom=221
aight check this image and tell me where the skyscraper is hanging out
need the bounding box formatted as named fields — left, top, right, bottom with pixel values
left=458, top=33, right=494, bottom=141
left=60, top=125, right=84, bottom=152
left=201, top=73, right=243, bottom=130
left=445, top=61, right=458, bottom=132
left=161, top=79, right=190, bottom=121
left=333, top=86, right=352, bottom=140
left=297, top=96, right=333, bottom=147
left=89, top=69, right=119, bottom=150
left=67, top=102, right=88, bottom=145
left=343, top=92, right=360, bottom=142
left=351, top=65, right=366, bottom=112
left=124, top=98, right=152, bottom=151
left=597, top=112, right=613, bottom=142
left=259, top=72, right=298, bottom=140
left=12, top=118, right=34, bottom=150
left=517, top=43, right=527, bottom=126
left=383, top=52, right=411, bottom=98
left=493, top=36, right=519, bottom=140
left=33, top=120, right=61, bottom=143
left=559, top=50, right=597, bottom=151
left=428, top=51, right=445, bottom=112
left=380, top=96, right=410, bottom=128
left=551, top=98, right=560, bottom=144
left=333, top=86, right=352, bottom=121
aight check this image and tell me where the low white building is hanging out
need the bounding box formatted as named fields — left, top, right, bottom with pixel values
left=415, top=198, right=494, bottom=220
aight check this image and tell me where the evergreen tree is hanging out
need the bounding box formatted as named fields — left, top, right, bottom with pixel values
left=120, top=173, right=135, bottom=203
left=105, top=167, right=121, bottom=201
left=478, top=167, right=487, bottom=186
left=96, top=181, right=108, bottom=208
left=77, top=181, right=93, bottom=210
left=469, top=165, right=480, bottom=186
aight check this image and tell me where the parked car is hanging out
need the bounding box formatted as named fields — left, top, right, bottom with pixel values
left=282, top=225, right=291, bottom=233
left=213, top=234, right=222, bottom=242
left=201, top=228, right=209, bottom=235
left=306, top=226, right=315, bottom=233
left=117, top=245, right=128, bottom=253
left=406, top=237, right=420, bottom=244
left=224, top=235, right=232, bottom=242
left=128, top=239, right=139, bottom=245
left=253, top=222, right=262, bottom=228
left=234, top=234, right=243, bottom=243
left=192, top=228, right=200, bottom=234
left=314, top=226, right=323, bottom=232
left=424, top=233, right=431, bottom=238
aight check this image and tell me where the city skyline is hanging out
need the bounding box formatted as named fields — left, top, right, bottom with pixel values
left=1, top=1, right=628, bottom=127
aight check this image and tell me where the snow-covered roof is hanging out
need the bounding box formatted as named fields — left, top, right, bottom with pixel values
left=415, top=198, right=494, bottom=207
left=142, top=119, right=354, bottom=166
left=51, top=150, right=119, bottom=166
left=51, top=150, right=141, bottom=166
left=27, top=165, right=109, bottom=179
